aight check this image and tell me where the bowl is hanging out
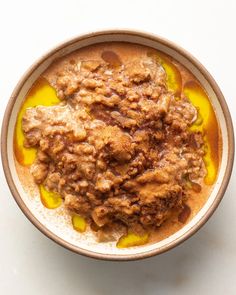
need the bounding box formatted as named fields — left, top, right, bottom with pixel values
left=1, top=30, right=234, bottom=261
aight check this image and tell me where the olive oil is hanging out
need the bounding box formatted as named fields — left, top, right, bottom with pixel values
left=117, top=232, right=149, bottom=248
left=39, top=185, right=62, bottom=209
left=72, top=214, right=87, bottom=233
left=148, top=51, right=182, bottom=95
left=183, top=81, right=219, bottom=185
left=14, top=77, right=60, bottom=166
left=14, top=78, right=62, bottom=209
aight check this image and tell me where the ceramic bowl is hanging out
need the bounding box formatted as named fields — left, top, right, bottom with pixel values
left=1, top=30, right=234, bottom=260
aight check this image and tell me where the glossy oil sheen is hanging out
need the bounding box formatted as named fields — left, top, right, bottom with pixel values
left=117, top=232, right=149, bottom=248
left=39, top=185, right=62, bottom=209
left=183, top=81, right=219, bottom=185
left=157, top=52, right=182, bottom=95
left=72, top=215, right=87, bottom=232
left=148, top=51, right=182, bottom=95
left=14, top=78, right=60, bottom=166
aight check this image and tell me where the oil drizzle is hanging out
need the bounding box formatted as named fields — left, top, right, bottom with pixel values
left=39, top=185, right=62, bottom=209
left=183, top=81, right=219, bottom=185
left=116, top=232, right=149, bottom=248
left=14, top=77, right=60, bottom=166
left=72, top=215, right=87, bottom=232
left=147, top=51, right=182, bottom=95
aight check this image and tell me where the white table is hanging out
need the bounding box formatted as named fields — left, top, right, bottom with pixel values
left=0, top=0, right=235, bottom=294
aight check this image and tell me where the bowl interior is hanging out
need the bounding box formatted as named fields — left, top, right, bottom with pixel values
left=4, top=31, right=231, bottom=260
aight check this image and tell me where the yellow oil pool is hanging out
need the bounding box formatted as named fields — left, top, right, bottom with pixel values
left=183, top=81, right=219, bottom=185
left=72, top=215, right=87, bottom=233
left=117, top=232, right=149, bottom=248
left=14, top=77, right=60, bottom=166
left=39, top=185, right=62, bottom=209
left=148, top=51, right=182, bottom=95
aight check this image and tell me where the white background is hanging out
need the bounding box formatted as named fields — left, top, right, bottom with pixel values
left=0, top=0, right=235, bottom=294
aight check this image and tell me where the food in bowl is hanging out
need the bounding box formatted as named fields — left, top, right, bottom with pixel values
left=14, top=42, right=221, bottom=248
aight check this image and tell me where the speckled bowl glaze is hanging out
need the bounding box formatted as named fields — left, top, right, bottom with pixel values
left=1, top=30, right=234, bottom=261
